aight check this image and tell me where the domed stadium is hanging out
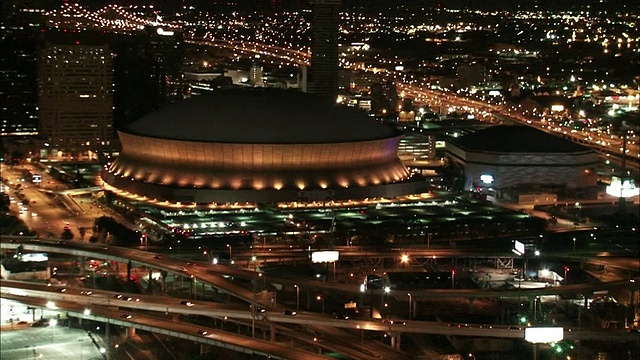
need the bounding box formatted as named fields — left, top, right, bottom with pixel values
left=445, top=125, right=600, bottom=194
left=102, top=90, right=424, bottom=205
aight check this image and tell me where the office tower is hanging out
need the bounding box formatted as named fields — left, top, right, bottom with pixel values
left=38, top=34, right=114, bottom=160
left=0, top=0, right=59, bottom=138
left=308, top=0, right=340, bottom=103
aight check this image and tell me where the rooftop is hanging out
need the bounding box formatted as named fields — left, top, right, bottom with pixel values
left=449, top=125, right=592, bottom=153
left=125, top=89, right=398, bottom=144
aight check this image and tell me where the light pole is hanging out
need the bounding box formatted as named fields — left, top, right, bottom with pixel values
left=316, top=295, right=325, bottom=314
left=381, top=286, right=390, bottom=317
left=573, top=237, right=576, bottom=252
left=407, top=293, right=412, bottom=320
left=564, top=266, right=569, bottom=284
left=49, top=318, right=58, bottom=344
left=451, top=269, right=456, bottom=289
left=294, top=284, right=300, bottom=311
left=226, top=244, right=232, bottom=260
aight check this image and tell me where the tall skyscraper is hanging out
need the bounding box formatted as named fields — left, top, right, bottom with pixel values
left=38, top=34, right=114, bottom=160
left=308, top=0, right=340, bottom=103
left=0, top=0, right=59, bottom=138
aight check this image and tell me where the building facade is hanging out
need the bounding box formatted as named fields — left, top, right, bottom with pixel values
left=37, top=38, right=114, bottom=160
left=307, top=0, right=340, bottom=102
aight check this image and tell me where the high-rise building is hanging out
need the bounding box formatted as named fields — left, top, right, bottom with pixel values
left=0, top=0, right=59, bottom=138
left=37, top=34, right=114, bottom=160
left=307, top=0, right=340, bottom=103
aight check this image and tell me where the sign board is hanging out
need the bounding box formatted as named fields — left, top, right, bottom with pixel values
left=311, top=251, right=339, bottom=263
left=344, top=301, right=357, bottom=309
left=513, top=240, right=525, bottom=256
left=525, top=327, right=563, bottom=343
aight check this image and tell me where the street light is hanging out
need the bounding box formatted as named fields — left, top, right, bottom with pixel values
left=564, top=266, right=569, bottom=284
left=49, top=318, right=58, bottom=344
left=226, top=244, right=232, bottom=260
left=451, top=269, right=456, bottom=289
left=381, top=286, right=390, bottom=317
left=316, top=295, right=325, bottom=314
left=294, top=284, right=300, bottom=311
left=407, top=293, right=412, bottom=320
left=572, top=237, right=576, bottom=252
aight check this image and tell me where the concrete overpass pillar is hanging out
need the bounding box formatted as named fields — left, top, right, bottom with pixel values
left=528, top=296, right=535, bottom=312
left=390, top=332, right=401, bottom=349
left=126, top=326, right=136, bottom=338
left=126, top=260, right=131, bottom=280
left=270, top=324, right=276, bottom=342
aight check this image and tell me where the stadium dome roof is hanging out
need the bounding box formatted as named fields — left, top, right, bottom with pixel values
left=125, top=89, right=397, bottom=143
left=449, top=125, right=590, bottom=153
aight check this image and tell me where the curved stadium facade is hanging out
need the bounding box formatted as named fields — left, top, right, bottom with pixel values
left=102, top=90, right=425, bottom=205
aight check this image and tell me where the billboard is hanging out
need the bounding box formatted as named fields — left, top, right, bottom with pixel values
left=525, top=327, right=563, bottom=343
left=311, top=251, right=339, bottom=263
left=512, top=240, right=525, bottom=256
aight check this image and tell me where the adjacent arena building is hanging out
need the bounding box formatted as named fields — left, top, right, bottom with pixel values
left=101, top=90, right=426, bottom=206
left=445, top=125, right=600, bottom=197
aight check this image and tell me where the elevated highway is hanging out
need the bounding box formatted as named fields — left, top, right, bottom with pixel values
left=0, top=292, right=331, bottom=360
left=2, top=280, right=637, bottom=343
left=1, top=237, right=638, bottom=305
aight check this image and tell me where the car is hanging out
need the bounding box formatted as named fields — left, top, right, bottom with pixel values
left=31, top=319, right=49, bottom=327
left=196, top=330, right=208, bottom=336
left=120, top=314, right=132, bottom=319
left=17, top=321, right=28, bottom=325
left=58, top=288, right=67, bottom=293
left=153, top=255, right=163, bottom=259
left=113, top=294, right=124, bottom=299
left=335, top=313, right=349, bottom=320
left=284, top=310, right=297, bottom=316
left=181, top=301, right=194, bottom=307
left=250, top=305, right=266, bottom=313
left=80, top=290, right=93, bottom=296
left=31, top=212, right=38, bottom=217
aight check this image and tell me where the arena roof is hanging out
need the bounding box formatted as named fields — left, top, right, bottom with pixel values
left=449, top=125, right=591, bottom=153
left=125, top=89, right=397, bottom=143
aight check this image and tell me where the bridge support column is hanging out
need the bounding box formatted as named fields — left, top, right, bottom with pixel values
left=126, top=326, right=135, bottom=338
left=199, top=344, right=205, bottom=355
left=126, top=260, right=131, bottom=280
left=270, top=324, right=276, bottom=342
left=469, top=298, right=475, bottom=313
left=390, top=332, right=401, bottom=349
left=528, top=296, right=535, bottom=312
left=106, top=323, right=110, bottom=352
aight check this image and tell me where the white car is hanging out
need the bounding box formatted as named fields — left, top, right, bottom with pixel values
left=31, top=212, right=38, bottom=217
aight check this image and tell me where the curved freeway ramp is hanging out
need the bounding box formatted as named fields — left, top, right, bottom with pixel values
left=0, top=292, right=333, bottom=360
left=1, top=237, right=637, bottom=306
